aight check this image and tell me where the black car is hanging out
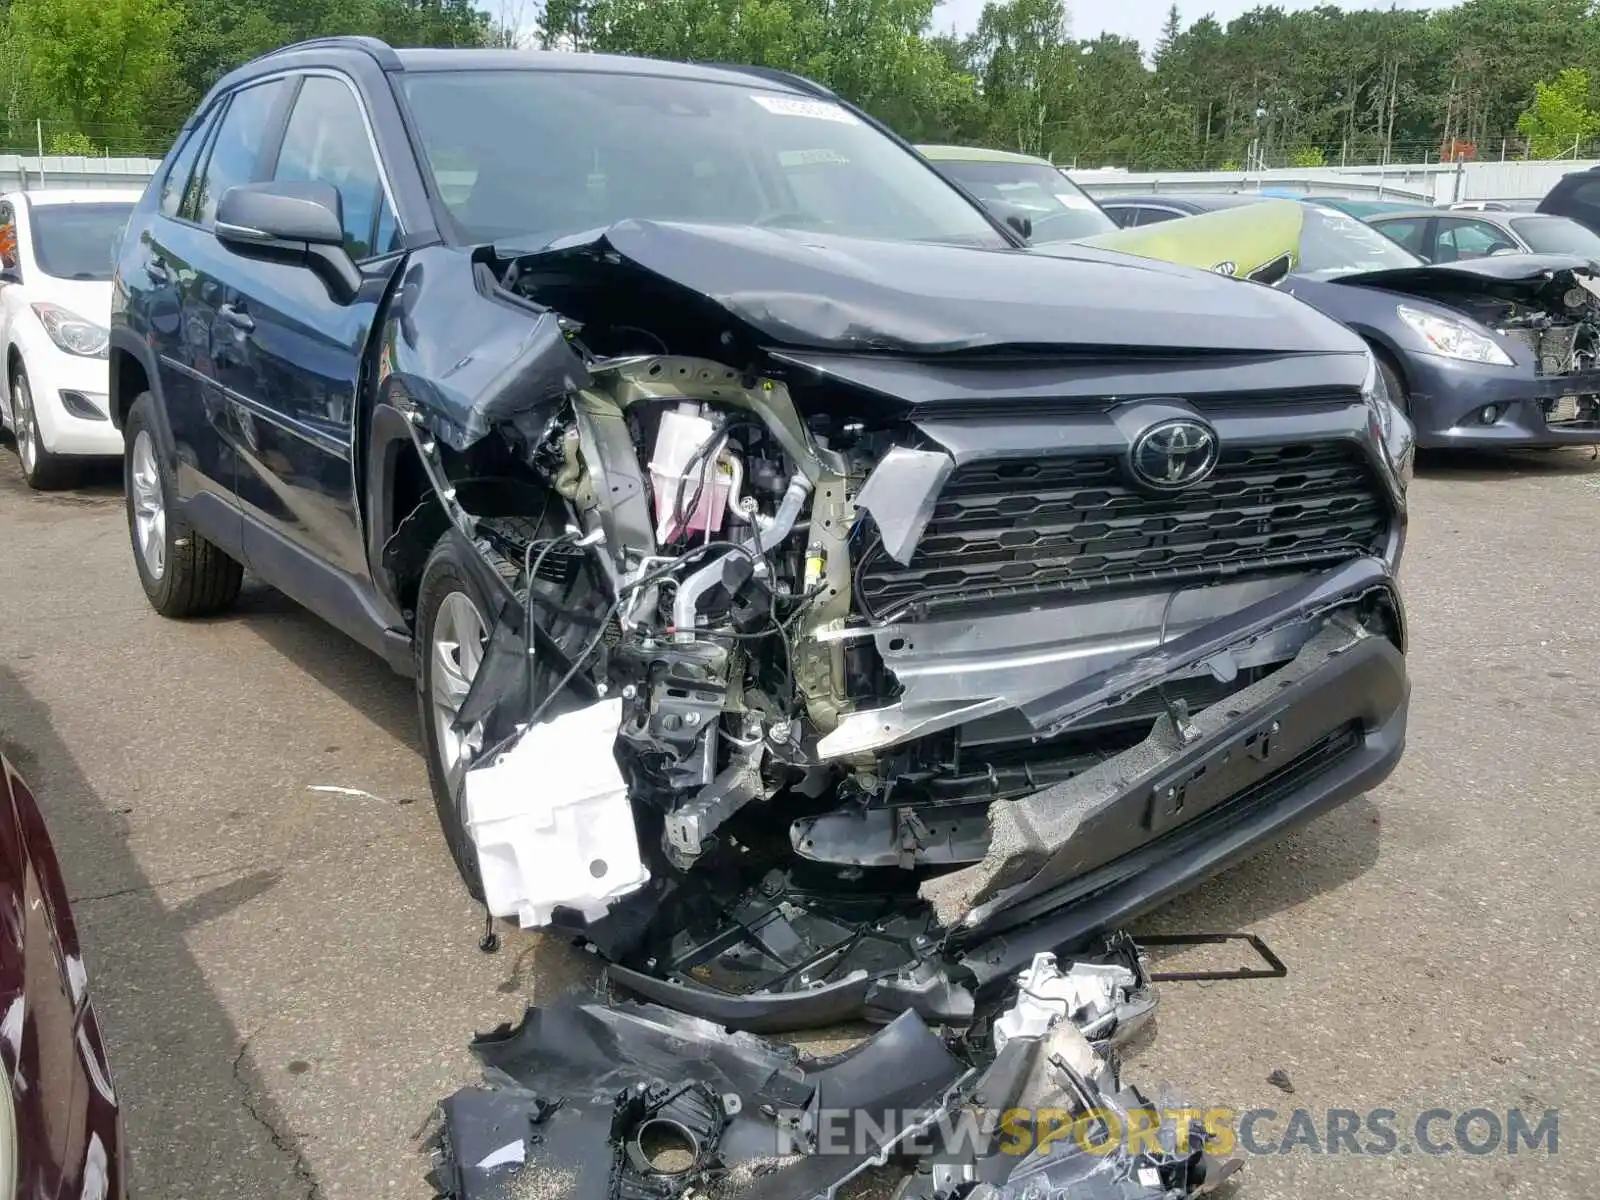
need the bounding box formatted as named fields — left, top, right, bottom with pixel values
left=1537, top=164, right=1600, bottom=235
left=108, top=38, right=1411, bottom=1027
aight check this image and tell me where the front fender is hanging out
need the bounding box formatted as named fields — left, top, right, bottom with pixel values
left=106, top=328, right=179, bottom=469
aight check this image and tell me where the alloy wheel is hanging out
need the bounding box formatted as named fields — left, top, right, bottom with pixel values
left=13, top=376, right=35, bottom=476
left=130, top=430, right=166, bottom=581
left=430, top=591, right=488, bottom=800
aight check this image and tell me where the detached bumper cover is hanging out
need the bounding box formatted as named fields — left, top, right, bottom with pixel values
left=927, top=613, right=1407, bottom=934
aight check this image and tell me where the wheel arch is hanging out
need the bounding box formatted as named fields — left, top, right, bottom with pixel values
left=107, top=334, right=178, bottom=467
left=366, top=401, right=445, bottom=625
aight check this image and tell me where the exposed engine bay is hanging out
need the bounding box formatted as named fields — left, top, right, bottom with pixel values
left=377, top=219, right=1412, bottom=1033
left=1427, top=263, right=1600, bottom=379
left=1335, top=257, right=1600, bottom=424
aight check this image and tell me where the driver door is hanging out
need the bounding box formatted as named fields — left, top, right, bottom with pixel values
left=225, top=73, right=404, bottom=584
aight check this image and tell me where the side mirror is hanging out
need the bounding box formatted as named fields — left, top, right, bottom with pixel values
left=215, top=182, right=360, bottom=304
left=1005, top=211, right=1034, bottom=241
left=985, top=201, right=1034, bottom=241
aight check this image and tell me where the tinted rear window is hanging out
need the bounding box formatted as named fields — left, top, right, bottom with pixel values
left=29, top=203, right=134, bottom=280
left=1509, top=215, right=1600, bottom=256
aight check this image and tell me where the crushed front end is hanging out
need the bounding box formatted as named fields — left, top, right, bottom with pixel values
left=1329, top=254, right=1600, bottom=445
left=389, top=221, right=1414, bottom=1030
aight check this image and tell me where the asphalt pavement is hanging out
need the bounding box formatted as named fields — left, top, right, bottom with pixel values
left=0, top=442, right=1594, bottom=1199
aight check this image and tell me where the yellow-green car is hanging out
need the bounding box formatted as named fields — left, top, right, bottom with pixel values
left=1078, top=200, right=1309, bottom=282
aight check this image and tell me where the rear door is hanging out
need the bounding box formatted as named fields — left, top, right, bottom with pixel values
left=1369, top=215, right=1432, bottom=259
left=226, top=72, right=405, bottom=582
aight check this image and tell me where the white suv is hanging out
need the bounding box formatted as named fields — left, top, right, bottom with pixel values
left=0, top=189, right=140, bottom=489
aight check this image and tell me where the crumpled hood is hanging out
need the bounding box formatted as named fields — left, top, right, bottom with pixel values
left=1332, top=252, right=1599, bottom=297
left=515, top=218, right=1366, bottom=356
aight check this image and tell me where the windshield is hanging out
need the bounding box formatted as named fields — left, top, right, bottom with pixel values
left=929, top=160, right=1115, bottom=243
left=399, top=70, right=1007, bottom=250
left=1510, top=215, right=1600, bottom=256
left=1296, top=207, right=1423, bottom=278
left=28, top=203, right=133, bottom=281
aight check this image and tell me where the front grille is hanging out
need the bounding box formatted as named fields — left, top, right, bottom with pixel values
left=855, top=442, right=1389, bottom=618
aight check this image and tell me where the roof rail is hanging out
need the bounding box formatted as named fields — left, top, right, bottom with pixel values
left=260, top=35, right=402, bottom=71
left=707, top=63, right=837, bottom=99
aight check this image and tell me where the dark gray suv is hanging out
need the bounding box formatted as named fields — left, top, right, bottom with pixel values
left=108, top=36, right=1413, bottom=1029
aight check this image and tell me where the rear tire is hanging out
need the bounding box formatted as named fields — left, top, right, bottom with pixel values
left=124, top=392, right=243, bottom=617
left=11, top=365, right=75, bottom=491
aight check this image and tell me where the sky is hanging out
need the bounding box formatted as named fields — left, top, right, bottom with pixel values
left=934, top=0, right=1451, bottom=52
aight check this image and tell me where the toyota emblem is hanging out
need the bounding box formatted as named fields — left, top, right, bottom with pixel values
left=1130, top=418, right=1220, bottom=490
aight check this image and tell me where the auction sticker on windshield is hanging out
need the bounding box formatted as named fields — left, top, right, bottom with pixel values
left=751, top=94, right=861, bottom=124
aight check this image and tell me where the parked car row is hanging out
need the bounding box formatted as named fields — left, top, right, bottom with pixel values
left=918, top=146, right=1600, bottom=451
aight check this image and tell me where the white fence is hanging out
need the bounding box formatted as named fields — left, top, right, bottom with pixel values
left=0, top=154, right=162, bottom=193
left=1069, top=158, right=1600, bottom=206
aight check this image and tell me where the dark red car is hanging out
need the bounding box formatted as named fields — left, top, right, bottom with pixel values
left=0, top=756, right=125, bottom=1198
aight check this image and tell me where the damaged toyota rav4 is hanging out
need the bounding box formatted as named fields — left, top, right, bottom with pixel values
left=110, top=39, right=1413, bottom=1030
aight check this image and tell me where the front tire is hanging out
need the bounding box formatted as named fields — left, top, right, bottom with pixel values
left=415, top=533, right=495, bottom=901
left=11, top=365, right=75, bottom=491
left=124, top=392, right=243, bottom=617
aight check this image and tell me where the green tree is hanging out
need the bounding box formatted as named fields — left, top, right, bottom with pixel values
left=1517, top=67, right=1600, bottom=157
left=1152, top=3, right=1181, bottom=69
left=8, top=0, right=181, bottom=142
left=972, top=0, right=1071, bottom=155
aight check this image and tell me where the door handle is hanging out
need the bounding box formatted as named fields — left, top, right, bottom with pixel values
left=219, top=303, right=254, bottom=332
left=144, top=259, right=170, bottom=285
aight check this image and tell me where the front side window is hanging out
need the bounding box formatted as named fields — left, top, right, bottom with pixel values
left=930, top=159, right=1114, bottom=244
left=195, top=79, right=288, bottom=228
left=273, top=76, right=400, bottom=260
left=399, top=70, right=1005, bottom=249
left=28, top=204, right=135, bottom=281
left=160, top=114, right=214, bottom=219
left=1435, top=219, right=1517, bottom=261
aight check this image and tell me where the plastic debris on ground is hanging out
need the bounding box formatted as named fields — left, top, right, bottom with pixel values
left=427, top=934, right=1240, bottom=1200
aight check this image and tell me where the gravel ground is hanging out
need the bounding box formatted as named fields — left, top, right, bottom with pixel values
left=0, top=442, right=1593, bottom=1199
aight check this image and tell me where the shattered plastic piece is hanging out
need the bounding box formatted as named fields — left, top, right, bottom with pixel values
left=464, top=699, right=649, bottom=927
left=992, top=951, right=1143, bottom=1051
left=429, top=994, right=965, bottom=1200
